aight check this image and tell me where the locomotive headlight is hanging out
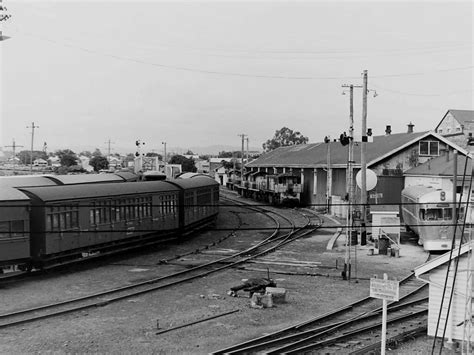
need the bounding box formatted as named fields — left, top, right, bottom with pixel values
left=440, top=191, right=446, bottom=201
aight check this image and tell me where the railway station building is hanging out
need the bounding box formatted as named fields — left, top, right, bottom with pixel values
left=240, top=126, right=468, bottom=217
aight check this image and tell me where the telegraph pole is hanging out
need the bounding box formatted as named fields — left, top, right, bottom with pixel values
left=104, top=138, right=115, bottom=160
left=26, top=122, right=39, bottom=174
left=245, top=137, right=249, bottom=164
left=342, top=83, right=362, bottom=280
left=4, top=139, right=23, bottom=173
left=361, top=70, right=368, bottom=238
left=238, top=134, right=247, bottom=188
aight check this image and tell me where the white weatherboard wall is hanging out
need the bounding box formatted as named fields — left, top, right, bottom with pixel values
left=427, top=256, right=474, bottom=341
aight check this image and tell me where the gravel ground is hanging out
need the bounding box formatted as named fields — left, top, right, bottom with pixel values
left=0, top=200, right=458, bottom=354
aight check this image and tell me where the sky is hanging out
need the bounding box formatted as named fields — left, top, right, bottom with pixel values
left=0, top=0, right=472, bottom=156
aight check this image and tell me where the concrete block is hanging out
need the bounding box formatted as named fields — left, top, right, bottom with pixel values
left=265, top=287, right=287, bottom=303
left=250, top=293, right=273, bottom=308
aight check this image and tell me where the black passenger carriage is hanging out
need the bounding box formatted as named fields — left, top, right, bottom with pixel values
left=167, top=176, right=220, bottom=232
left=19, top=181, right=181, bottom=265
left=0, top=188, right=31, bottom=267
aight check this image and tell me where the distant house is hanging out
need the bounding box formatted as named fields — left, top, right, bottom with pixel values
left=245, top=125, right=468, bottom=214
left=78, top=156, right=94, bottom=173
left=214, top=165, right=229, bottom=186
left=48, top=156, right=61, bottom=168
left=435, top=109, right=474, bottom=149
left=209, top=158, right=233, bottom=178
left=415, top=242, right=474, bottom=343
left=33, top=158, right=48, bottom=167
left=195, top=159, right=210, bottom=174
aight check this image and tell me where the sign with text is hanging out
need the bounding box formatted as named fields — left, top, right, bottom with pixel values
left=370, top=277, right=399, bottom=301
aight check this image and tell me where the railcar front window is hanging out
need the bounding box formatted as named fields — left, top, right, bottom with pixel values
left=425, top=208, right=443, bottom=220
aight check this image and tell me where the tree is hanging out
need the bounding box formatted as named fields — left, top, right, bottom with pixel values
left=184, top=150, right=194, bottom=155
left=90, top=155, right=109, bottom=172
left=56, top=149, right=78, bottom=167
left=92, top=148, right=103, bottom=157
left=146, top=152, right=162, bottom=160
left=219, top=151, right=242, bottom=158
left=169, top=155, right=197, bottom=173
left=262, top=127, right=309, bottom=152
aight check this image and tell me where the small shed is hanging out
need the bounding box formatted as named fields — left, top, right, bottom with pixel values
left=370, top=204, right=401, bottom=246
left=414, top=242, right=474, bottom=343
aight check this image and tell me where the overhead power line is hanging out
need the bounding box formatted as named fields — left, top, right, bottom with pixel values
left=8, top=28, right=474, bottom=80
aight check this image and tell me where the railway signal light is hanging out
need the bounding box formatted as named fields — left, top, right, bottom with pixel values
left=339, top=132, right=350, bottom=146
left=440, top=191, right=446, bottom=201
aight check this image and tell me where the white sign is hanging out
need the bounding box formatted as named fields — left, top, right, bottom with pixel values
left=370, top=192, right=383, bottom=199
left=370, top=277, right=399, bottom=301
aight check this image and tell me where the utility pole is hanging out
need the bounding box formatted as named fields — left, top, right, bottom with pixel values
left=342, top=83, right=363, bottom=281
left=26, top=122, right=39, bottom=174
left=4, top=139, right=23, bottom=173
left=361, top=70, right=368, bottom=241
left=104, top=138, right=115, bottom=160
left=238, top=134, right=247, bottom=188
left=324, top=136, right=332, bottom=214
left=162, top=141, right=167, bottom=174
left=245, top=137, right=249, bottom=164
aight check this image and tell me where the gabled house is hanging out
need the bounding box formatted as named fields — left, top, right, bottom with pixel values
left=245, top=126, right=468, bottom=214
left=435, top=110, right=474, bottom=149
left=414, top=242, right=474, bottom=344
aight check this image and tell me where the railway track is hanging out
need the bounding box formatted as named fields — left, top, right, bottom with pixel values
left=212, top=273, right=428, bottom=354
left=0, top=192, right=323, bottom=330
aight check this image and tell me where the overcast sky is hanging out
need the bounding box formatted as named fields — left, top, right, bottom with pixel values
left=1, top=1, right=472, bottom=155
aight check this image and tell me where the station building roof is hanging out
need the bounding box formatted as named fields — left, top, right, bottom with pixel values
left=246, top=131, right=467, bottom=169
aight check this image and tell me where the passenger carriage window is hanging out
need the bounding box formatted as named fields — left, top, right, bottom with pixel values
left=72, top=211, right=78, bottom=228
left=0, top=221, right=10, bottom=238
left=59, top=213, right=66, bottom=230
left=11, top=220, right=24, bottom=237
left=53, top=214, right=60, bottom=229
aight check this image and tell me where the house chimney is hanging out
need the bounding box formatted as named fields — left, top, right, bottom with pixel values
left=407, top=122, right=414, bottom=133
left=385, top=125, right=391, bottom=135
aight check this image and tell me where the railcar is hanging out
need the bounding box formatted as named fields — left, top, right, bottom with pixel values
left=0, top=188, right=32, bottom=270
left=401, top=185, right=466, bottom=251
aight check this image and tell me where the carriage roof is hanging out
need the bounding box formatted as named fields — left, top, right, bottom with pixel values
left=402, top=185, right=465, bottom=203
left=18, top=181, right=179, bottom=202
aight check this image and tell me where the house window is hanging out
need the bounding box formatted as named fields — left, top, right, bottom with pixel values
left=419, top=141, right=439, bottom=156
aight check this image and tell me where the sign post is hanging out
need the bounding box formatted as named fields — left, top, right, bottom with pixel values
left=370, top=273, right=399, bottom=355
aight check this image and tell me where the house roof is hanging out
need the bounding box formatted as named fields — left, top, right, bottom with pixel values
left=404, top=153, right=472, bottom=177
left=435, top=110, right=474, bottom=131
left=247, top=131, right=467, bottom=169
left=415, top=242, right=472, bottom=277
